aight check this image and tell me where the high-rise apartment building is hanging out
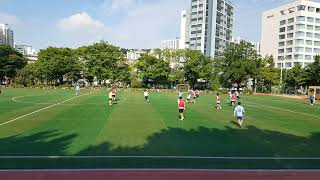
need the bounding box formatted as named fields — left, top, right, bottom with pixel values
left=261, top=0, right=320, bottom=68
left=15, top=44, right=36, bottom=56
left=161, top=38, right=180, bottom=50
left=180, top=10, right=191, bottom=49
left=0, top=24, right=14, bottom=47
left=188, top=0, right=234, bottom=57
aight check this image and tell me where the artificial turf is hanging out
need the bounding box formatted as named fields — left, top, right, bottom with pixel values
left=0, top=88, right=320, bottom=169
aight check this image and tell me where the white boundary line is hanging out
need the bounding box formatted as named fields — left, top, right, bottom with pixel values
left=0, top=169, right=320, bottom=172
left=0, top=156, right=319, bottom=160
left=1, top=92, right=93, bottom=127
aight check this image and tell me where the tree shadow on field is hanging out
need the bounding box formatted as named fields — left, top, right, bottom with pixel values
left=0, top=130, right=77, bottom=156
left=78, top=126, right=320, bottom=158
left=0, top=127, right=320, bottom=169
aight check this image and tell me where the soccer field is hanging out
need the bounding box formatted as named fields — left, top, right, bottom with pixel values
left=0, top=88, right=320, bottom=170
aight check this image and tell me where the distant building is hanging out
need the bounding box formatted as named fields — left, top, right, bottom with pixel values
left=15, top=44, right=36, bottom=56
left=161, top=38, right=180, bottom=50
left=126, top=49, right=151, bottom=64
left=232, top=37, right=261, bottom=53
left=261, top=0, right=320, bottom=68
left=0, top=24, right=14, bottom=47
left=180, top=10, right=191, bottom=49
left=188, top=0, right=234, bottom=57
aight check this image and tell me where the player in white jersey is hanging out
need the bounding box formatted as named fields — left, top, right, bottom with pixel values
left=233, top=102, right=245, bottom=128
left=144, top=90, right=150, bottom=103
left=75, top=85, right=80, bottom=96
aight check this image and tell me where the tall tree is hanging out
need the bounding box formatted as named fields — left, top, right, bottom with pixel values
left=135, top=54, right=170, bottom=87
left=183, top=50, right=214, bottom=87
left=305, top=55, right=320, bottom=86
left=0, top=45, right=27, bottom=83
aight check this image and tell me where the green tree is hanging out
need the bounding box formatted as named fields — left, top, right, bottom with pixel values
left=283, top=64, right=306, bottom=92
left=135, top=53, right=170, bottom=87
left=0, top=45, right=27, bottom=83
left=216, top=41, right=258, bottom=89
left=305, top=55, right=320, bottom=86
left=183, top=50, right=214, bottom=88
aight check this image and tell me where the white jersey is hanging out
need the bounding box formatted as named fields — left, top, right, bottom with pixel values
left=76, top=85, right=80, bottom=91
left=144, top=92, right=149, bottom=97
left=234, top=105, right=245, bottom=117
left=179, top=92, right=183, bottom=98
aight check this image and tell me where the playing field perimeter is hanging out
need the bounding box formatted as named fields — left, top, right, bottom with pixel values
left=0, top=89, right=320, bottom=169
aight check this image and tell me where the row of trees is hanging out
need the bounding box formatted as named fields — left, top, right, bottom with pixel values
left=1, top=41, right=320, bottom=93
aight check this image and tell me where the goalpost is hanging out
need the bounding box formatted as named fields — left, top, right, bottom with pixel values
left=177, top=84, right=190, bottom=92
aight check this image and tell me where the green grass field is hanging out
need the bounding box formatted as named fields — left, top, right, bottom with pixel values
left=0, top=88, right=320, bottom=169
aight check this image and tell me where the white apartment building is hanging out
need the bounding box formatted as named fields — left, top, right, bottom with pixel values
left=189, top=0, right=234, bottom=57
left=0, top=24, right=14, bottom=47
left=161, top=38, right=180, bottom=50
left=261, top=0, right=320, bottom=68
left=126, top=49, right=150, bottom=64
left=180, top=10, right=191, bottom=49
left=15, top=44, right=36, bottom=56
left=232, top=37, right=261, bottom=53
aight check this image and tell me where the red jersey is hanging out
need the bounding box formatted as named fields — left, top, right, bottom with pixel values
left=231, top=94, right=236, bottom=101
left=195, top=90, right=200, bottom=95
left=178, top=99, right=185, bottom=109
left=216, top=96, right=221, bottom=103
left=112, top=89, right=117, bottom=95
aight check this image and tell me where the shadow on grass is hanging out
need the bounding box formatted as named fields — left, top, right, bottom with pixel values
left=0, top=126, right=320, bottom=169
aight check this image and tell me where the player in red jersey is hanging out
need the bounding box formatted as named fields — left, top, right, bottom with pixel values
left=178, top=96, right=186, bottom=121
left=111, top=88, right=117, bottom=101
left=230, top=93, right=236, bottom=106
left=216, top=93, right=222, bottom=110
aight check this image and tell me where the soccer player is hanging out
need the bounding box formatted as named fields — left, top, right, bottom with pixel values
left=75, top=84, right=80, bottom=96
left=310, top=93, right=315, bottom=106
left=192, top=90, right=197, bottom=103
left=178, top=96, right=186, bottom=121
left=108, top=91, right=113, bottom=106
left=216, top=93, right=222, bottom=110
left=178, top=90, right=183, bottom=98
left=233, top=102, right=245, bottom=128
left=144, top=89, right=150, bottom=103
left=187, top=91, right=192, bottom=103
left=195, top=89, right=200, bottom=99
left=230, top=92, right=236, bottom=106
left=111, top=88, right=117, bottom=101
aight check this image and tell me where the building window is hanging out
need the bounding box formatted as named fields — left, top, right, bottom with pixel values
left=287, top=33, right=294, bottom=38
left=297, top=16, right=306, bottom=22
left=280, top=27, right=286, bottom=32
left=316, top=18, right=320, bottom=23
left=306, top=40, right=313, bottom=45
left=279, top=42, right=285, bottom=46
left=288, top=18, right=294, bottom=23
left=295, top=47, right=304, bottom=53
left=315, top=33, right=320, bottom=39
left=297, top=5, right=306, bottom=11
left=314, top=48, right=320, bottom=54
left=278, top=56, right=285, bottom=60
left=287, top=40, right=293, bottom=45
left=295, top=31, right=305, bottom=37
left=279, top=34, right=286, bottom=39
left=308, top=6, right=315, bottom=12
left=278, top=49, right=285, bottom=54
left=315, top=41, right=320, bottom=46
left=287, top=25, right=294, bottom=31
left=294, top=54, right=303, bottom=60
left=286, top=55, right=293, bottom=60
left=317, top=8, right=320, bottom=13
left=296, top=24, right=305, bottom=30
left=305, top=55, right=312, bottom=60
left=280, top=20, right=286, bottom=25
left=285, top=63, right=292, bottom=68
left=289, top=7, right=295, bottom=13
left=307, top=32, right=314, bottom=38
left=315, top=26, right=320, bottom=31
left=286, top=48, right=293, bottom=53
left=307, top=25, right=314, bottom=30
left=307, top=17, right=314, bottom=23
left=280, top=10, right=286, bottom=15
left=295, top=39, right=304, bottom=45
left=306, top=47, right=313, bottom=53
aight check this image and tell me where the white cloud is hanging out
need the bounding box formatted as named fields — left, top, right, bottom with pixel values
left=57, top=12, right=111, bottom=35
left=101, top=0, right=142, bottom=16
left=0, top=13, right=19, bottom=25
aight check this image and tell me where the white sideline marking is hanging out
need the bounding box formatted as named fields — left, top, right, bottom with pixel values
left=0, top=169, right=320, bottom=172
left=0, top=156, right=319, bottom=160
left=1, top=92, right=93, bottom=127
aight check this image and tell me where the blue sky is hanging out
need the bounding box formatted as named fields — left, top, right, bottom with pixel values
left=0, top=0, right=311, bottom=50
